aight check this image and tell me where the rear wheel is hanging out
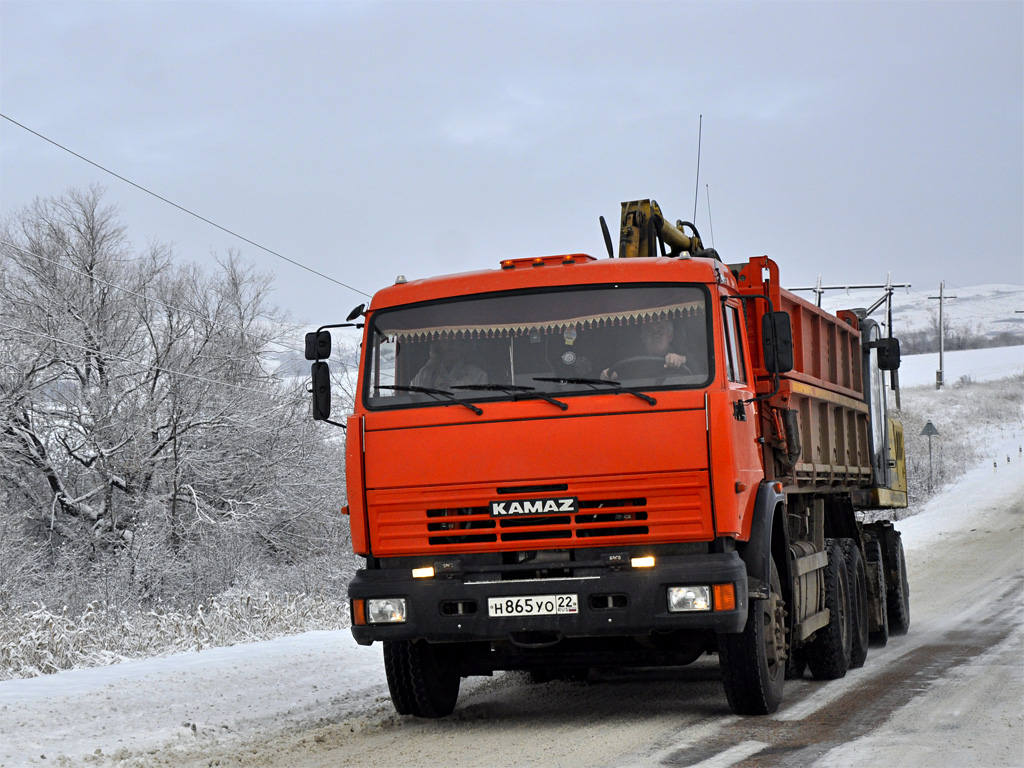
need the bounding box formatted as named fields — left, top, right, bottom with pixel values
left=383, top=639, right=461, bottom=718
left=887, top=533, right=911, bottom=635
left=841, top=538, right=870, bottom=669
left=806, top=539, right=851, bottom=680
left=866, top=536, right=890, bottom=647
left=719, top=558, right=787, bottom=714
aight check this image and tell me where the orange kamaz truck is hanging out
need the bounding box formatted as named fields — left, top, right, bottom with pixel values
left=307, top=199, right=910, bottom=717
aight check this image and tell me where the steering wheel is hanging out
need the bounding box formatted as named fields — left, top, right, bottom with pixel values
left=607, top=355, right=692, bottom=380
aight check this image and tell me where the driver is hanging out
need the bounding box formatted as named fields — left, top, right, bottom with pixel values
left=601, top=317, right=688, bottom=380
left=412, top=337, right=487, bottom=389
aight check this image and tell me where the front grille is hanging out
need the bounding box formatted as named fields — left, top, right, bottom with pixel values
left=426, top=498, right=648, bottom=545
left=368, top=472, right=713, bottom=556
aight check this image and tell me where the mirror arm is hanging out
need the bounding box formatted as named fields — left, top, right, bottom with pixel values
left=316, top=321, right=362, bottom=336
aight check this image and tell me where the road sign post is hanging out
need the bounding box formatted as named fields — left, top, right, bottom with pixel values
left=921, top=420, right=940, bottom=493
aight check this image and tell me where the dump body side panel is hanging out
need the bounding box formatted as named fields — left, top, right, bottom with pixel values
left=737, top=257, right=873, bottom=492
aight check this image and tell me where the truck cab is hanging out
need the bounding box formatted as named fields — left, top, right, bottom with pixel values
left=308, top=201, right=909, bottom=718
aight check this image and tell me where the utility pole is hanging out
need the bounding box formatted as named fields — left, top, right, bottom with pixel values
left=790, top=275, right=911, bottom=319
left=928, top=282, right=957, bottom=389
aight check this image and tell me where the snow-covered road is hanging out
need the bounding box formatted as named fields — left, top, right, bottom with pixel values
left=2, top=432, right=1022, bottom=768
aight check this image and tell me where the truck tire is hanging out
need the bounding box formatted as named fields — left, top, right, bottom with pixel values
left=887, top=533, right=911, bottom=636
left=841, top=538, right=870, bottom=669
left=718, top=558, right=787, bottom=715
left=866, top=536, right=889, bottom=647
left=383, top=639, right=461, bottom=718
left=805, top=540, right=851, bottom=680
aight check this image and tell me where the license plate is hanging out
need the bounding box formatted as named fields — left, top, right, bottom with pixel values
left=488, top=594, right=578, bottom=617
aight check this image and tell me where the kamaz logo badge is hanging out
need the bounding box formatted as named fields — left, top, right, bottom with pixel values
left=489, top=497, right=579, bottom=517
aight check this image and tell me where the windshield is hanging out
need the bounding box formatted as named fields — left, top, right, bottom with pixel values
left=364, top=284, right=711, bottom=410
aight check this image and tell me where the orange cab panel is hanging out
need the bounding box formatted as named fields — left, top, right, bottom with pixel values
left=361, top=408, right=713, bottom=556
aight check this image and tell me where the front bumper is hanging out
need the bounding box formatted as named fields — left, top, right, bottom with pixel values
left=348, top=551, right=748, bottom=645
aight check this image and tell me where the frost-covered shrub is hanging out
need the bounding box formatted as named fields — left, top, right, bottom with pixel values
left=0, top=591, right=349, bottom=680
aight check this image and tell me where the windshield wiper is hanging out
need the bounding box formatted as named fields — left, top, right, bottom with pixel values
left=451, top=384, right=568, bottom=411
left=532, top=376, right=657, bottom=406
left=376, top=385, right=483, bottom=415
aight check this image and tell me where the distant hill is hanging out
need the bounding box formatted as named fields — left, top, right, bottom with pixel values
left=813, top=283, right=1022, bottom=351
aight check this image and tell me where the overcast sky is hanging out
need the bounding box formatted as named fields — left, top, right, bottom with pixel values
left=1, top=1, right=1021, bottom=326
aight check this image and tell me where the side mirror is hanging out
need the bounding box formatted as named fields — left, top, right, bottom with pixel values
left=346, top=303, right=366, bottom=322
left=304, top=330, right=332, bottom=361
left=311, top=361, right=331, bottom=420
left=875, top=337, right=901, bottom=371
left=762, top=311, right=794, bottom=374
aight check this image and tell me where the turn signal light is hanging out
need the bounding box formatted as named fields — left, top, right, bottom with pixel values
left=631, top=556, right=655, bottom=568
left=713, top=584, right=736, bottom=612
left=412, top=566, right=435, bottom=579
left=351, top=599, right=366, bottom=626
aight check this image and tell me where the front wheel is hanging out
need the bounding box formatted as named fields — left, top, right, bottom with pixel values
left=718, top=558, right=787, bottom=715
left=383, top=639, right=461, bottom=718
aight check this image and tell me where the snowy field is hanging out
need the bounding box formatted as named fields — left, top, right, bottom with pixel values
left=897, top=345, right=1023, bottom=388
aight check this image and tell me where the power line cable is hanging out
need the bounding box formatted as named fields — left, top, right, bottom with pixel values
left=1, top=237, right=296, bottom=355
left=0, top=112, right=372, bottom=299
left=0, top=321, right=307, bottom=403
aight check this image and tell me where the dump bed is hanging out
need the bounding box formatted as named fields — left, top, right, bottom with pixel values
left=737, top=257, right=873, bottom=493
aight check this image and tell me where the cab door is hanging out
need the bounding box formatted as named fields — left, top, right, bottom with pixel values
left=709, top=297, right=763, bottom=537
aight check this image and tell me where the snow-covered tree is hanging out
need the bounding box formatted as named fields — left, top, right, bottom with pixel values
left=0, top=187, right=351, bottom=612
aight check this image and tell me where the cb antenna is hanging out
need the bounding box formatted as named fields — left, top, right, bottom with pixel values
left=692, top=114, right=702, bottom=223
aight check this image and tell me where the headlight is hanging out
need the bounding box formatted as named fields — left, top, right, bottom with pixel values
left=667, top=586, right=711, bottom=612
left=366, top=598, right=407, bottom=624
